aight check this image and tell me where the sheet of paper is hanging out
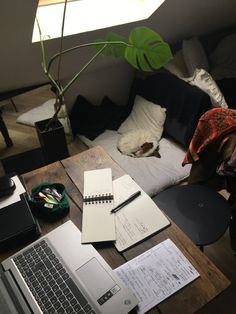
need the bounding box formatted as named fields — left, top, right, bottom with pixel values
left=81, top=168, right=115, bottom=243
left=0, top=176, right=26, bottom=209
left=115, top=239, right=200, bottom=314
left=113, top=175, right=170, bottom=252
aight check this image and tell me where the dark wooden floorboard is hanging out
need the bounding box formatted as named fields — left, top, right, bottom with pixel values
left=197, top=229, right=236, bottom=313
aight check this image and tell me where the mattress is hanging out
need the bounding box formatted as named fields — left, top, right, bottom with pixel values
left=79, top=130, right=191, bottom=197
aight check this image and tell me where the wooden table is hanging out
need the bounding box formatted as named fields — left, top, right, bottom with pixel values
left=1, top=145, right=230, bottom=313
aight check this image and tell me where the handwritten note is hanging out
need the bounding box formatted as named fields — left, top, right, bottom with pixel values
left=115, top=239, right=200, bottom=314
left=113, top=175, right=170, bottom=251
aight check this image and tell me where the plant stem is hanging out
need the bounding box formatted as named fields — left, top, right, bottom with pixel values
left=36, top=17, right=62, bottom=97
left=57, top=0, right=68, bottom=86
left=47, top=41, right=132, bottom=72
left=61, top=44, right=108, bottom=96
left=36, top=17, right=47, bottom=73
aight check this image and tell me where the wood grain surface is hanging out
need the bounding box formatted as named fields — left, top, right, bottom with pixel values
left=10, top=145, right=230, bottom=313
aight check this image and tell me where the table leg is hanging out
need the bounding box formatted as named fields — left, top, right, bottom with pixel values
left=9, top=98, right=18, bottom=112
left=0, top=109, right=13, bottom=147
left=228, top=193, right=236, bottom=254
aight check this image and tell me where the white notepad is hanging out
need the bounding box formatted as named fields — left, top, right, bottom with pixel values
left=113, top=175, right=170, bottom=252
left=81, top=168, right=116, bottom=243
left=115, top=239, right=200, bottom=314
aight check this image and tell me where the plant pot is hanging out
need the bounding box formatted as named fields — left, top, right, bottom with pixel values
left=35, top=118, right=69, bottom=164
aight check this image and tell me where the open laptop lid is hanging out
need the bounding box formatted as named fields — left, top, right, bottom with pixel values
left=1, top=220, right=138, bottom=314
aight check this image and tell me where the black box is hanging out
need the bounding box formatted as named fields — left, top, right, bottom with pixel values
left=0, top=193, right=40, bottom=248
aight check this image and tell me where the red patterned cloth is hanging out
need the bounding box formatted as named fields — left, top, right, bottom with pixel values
left=183, top=108, right=236, bottom=165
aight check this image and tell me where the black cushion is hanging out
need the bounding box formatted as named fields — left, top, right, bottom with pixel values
left=216, top=78, right=236, bottom=109
left=69, top=95, right=105, bottom=140
left=100, top=96, right=130, bottom=130
left=69, top=95, right=128, bottom=140
left=129, top=72, right=212, bottom=148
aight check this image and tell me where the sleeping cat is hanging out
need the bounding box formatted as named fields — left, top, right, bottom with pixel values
left=117, top=129, right=161, bottom=158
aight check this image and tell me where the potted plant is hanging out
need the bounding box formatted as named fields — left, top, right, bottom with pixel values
left=36, top=0, right=172, bottom=163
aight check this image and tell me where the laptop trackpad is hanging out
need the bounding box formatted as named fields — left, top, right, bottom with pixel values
left=76, top=258, right=120, bottom=303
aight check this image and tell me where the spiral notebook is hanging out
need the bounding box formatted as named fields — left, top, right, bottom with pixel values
left=81, top=168, right=116, bottom=243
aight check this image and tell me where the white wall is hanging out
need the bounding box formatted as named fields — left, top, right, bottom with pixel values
left=1, top=0, right=236, bottom=110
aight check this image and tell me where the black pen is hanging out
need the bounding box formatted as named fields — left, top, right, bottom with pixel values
left=111, top=190, right=141, bottom=214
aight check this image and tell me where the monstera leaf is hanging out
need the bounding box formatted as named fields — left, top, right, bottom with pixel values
left=99, top=27, right=172, bottom=72
left=126, top=27, right=172, bottom=71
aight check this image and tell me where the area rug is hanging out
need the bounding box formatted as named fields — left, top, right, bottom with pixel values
left=16, top=99, right=71, bottom=135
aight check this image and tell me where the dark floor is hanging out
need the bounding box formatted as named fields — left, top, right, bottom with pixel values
left=198, top=229, right=236, bottom=313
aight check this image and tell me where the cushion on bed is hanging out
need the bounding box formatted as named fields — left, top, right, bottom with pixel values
left=183, top=68, right=228, bottom=108
left=182, top=36, right=209, bottom=75
left=164, top=50, right=189, bottom=78
left=69, top=95, right=128, bottom=140
left=100, top=96, right=129, bottom=130
left=118, top=95, right=166, bottom=139
left=130, top=72, right=212, bottom=148
left=69, top=95, right=104, bottom=139
left=79, top=130, right=191, bottom=196
left=209, top=33, right=236, bottom=80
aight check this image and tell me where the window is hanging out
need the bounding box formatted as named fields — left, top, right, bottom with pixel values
left=38, top=0, right=72, bottom=6
left=33, top=0, right=166, bottom=42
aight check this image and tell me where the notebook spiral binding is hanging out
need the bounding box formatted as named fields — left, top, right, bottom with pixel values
left=83, top=193, right=113, bottom=205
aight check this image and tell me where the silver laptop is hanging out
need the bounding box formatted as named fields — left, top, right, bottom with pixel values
left=0, top=220, right=138, bottom=314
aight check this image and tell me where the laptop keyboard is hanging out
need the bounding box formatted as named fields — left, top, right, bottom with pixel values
left=13, top=239, right=96, bottom=314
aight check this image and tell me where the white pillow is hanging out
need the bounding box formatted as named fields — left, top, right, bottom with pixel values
left=164, top=50, right=189, bottom=78
left=16, top=99, right=72, bottom=134
left=182, top=37, right=209, bottom=76
left=183, top=68, right=228, bottom=108
left=118, top=95, right=166, bottom=142
left=210, top=33, right=236, bottom=80
left=183, top=69, right=228, bottom=108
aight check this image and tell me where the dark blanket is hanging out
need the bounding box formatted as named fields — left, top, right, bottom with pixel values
left=129, top=71, right=212, bottom=148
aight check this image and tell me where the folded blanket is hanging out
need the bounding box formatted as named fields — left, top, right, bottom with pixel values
left=183, top=108, right=236, bottom=165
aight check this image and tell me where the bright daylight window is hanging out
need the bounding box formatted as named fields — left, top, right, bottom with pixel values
left=33, top=0, right=166, bottom=42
